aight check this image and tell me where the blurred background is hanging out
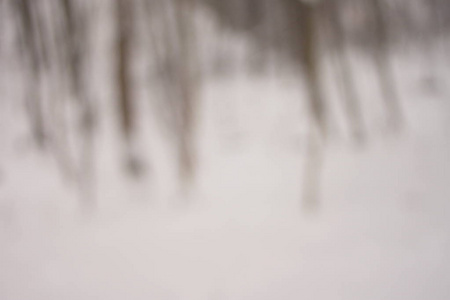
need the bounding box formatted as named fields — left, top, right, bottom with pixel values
left=1, top=0, right=450, bottom=299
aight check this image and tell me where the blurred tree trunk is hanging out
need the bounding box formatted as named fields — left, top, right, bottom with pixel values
left=14, top=0, right=47, bottom=148
left=61, top=0, right=96, bottom=209
left=116, top=0, right=141, bottom=176
left=297, top=1, right=326, bottom=211
left=326, top=0, right=364, bottom=143
left=175, top=0, right=199, bottom=191
left=299, top=1, right=326, bottom=138
left=117, top=0, right=133, bottom=142
left=143, top=0, right=178, bottom=110
left=370, top=0, right=403, bottom=131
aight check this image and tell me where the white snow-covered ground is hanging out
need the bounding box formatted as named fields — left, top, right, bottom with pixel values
left=1, top=26, right=450, bottom=299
